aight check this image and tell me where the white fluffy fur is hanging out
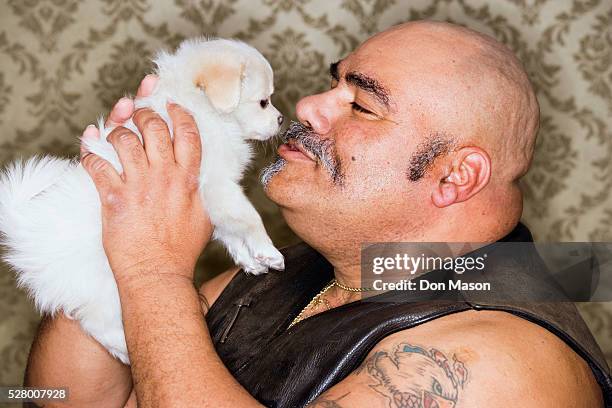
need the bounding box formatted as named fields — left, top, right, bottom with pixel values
left=0, top=38, right=285, bottom=364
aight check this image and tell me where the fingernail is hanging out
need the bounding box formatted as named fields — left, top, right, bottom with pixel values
left=115, top=97, right=131, bottom=108
left=82, top=125, right=98, bottom=140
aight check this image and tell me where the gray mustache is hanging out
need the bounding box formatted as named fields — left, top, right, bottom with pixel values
left=281, top=121, right=344, bottom=185
left=282, top=121, right=334, bottom=166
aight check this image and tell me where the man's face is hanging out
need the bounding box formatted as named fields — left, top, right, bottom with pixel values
left=262, top=26, right=471, bottom=242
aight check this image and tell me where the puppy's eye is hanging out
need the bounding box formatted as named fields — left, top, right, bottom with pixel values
left=260, top=99, right=269, bottom=109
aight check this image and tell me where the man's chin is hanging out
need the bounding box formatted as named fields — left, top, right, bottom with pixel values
left=262, top=172, right=286, bottom=204
left=262, top=169, right=308, bottom=209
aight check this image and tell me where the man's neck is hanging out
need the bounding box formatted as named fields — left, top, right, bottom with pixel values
left=315, top=217, right=520, bottom=289
left=333, top=262, right=363, bottom=288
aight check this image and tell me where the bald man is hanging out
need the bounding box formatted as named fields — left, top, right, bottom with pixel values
left=24, top=20, right=611, bottom=407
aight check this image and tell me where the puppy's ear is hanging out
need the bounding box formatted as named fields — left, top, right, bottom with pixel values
left=195, top=57, right=245, bottom=114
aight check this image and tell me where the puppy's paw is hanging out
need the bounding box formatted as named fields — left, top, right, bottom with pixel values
left=219, top=233, right=268, bottom=274
left=254, top=245, right=285, bottom=271
left=242, top=257, right=269, bottom=275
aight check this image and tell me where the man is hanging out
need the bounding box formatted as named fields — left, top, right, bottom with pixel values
left=24, top=20, right=611, bottom=407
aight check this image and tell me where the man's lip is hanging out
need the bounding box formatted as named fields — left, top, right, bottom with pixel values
left=277, top=140, right=315, bottom=161
left=289, top=139, right=317, bottom=160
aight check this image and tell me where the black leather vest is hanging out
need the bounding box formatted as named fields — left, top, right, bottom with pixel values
left=206, top=223, right=612, bottom=407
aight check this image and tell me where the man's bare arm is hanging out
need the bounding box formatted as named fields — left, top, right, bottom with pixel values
left=24, top=314, right=133, bottom=408
left=116, top=269, right=261, bottom=408
left=23, top=77, right=159, bottom=408
left=24, top=264, right=240, bottom=408
left=121, top=265, right=241, bottom=407
left=308, top=310, right=603, bottom=408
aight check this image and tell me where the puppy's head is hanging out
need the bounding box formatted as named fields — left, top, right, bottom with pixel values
left=159, top=38, right=283, bottom=141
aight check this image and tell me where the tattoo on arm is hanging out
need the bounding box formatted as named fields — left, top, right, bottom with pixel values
left=308, top=392, right=351, bottom=407
left=310, top=342, right=469, bottom=408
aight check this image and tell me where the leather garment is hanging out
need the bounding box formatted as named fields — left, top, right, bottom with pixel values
left=206, top=223, right=612, bottom=407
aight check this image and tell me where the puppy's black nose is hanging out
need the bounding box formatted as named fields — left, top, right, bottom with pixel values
left=277, top=115, right=284, bottom=125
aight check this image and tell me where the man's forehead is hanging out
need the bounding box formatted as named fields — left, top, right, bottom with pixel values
left=341, top=32, right=488, bottom=104
left=334, top=48, right=429, bottom=113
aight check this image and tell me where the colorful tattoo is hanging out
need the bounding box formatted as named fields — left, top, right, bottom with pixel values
left=358, top=342, right=468, bottom=408
left=309, top=342, right=468, bottom=408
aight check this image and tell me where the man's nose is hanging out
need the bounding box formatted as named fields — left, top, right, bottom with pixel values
left=295, top=93, right=332, bottom=135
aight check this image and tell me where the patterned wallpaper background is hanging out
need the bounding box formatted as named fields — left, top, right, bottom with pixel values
left=0, top=0, right=611, bottom=391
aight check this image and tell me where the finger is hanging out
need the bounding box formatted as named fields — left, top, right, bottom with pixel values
left=106, top=126, right=148, bottom=179
left=136, top=74, right=158, bottom=99
left=80, top=124, right=99, bottom=160
left=132, top=108, right=174, bottom=166
left=81, top=153, right=122, bottom=200
left=167, top=103, right=202, bottom=172
left=105, top=97, right=135, bottom=127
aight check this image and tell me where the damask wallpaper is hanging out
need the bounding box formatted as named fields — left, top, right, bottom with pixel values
left=0, top=0, right=611, bottom=395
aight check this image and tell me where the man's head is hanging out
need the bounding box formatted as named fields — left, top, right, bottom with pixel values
left=262, top=20, right=539, bottom=257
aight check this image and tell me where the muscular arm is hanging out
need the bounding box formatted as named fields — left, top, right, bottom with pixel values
left=25, top=263, right=240, bottom=408
left=116, top=268, right=259, bottom=408
left=23, top=73, right=249, bottom=407
left=23, top=77, right=160, bottom=408
left=24, top=314, right=133, bottom=408
left=309, top=310, right=603, bottom=408
left=120, top=266, right=240, bottom=406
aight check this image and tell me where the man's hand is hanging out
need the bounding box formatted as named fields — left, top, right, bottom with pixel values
left=76, top=76, right=261, bottom=407
left=80, top=84, right=212, bottom=284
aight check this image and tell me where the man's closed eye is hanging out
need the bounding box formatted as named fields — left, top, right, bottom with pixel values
left=351, top=102, right=373, bottom=115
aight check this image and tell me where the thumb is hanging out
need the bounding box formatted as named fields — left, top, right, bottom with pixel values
left=80, top=124, right=99, bottom=161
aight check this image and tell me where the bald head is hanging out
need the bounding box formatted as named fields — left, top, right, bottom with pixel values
left=364, top=20, right=540, bottom=182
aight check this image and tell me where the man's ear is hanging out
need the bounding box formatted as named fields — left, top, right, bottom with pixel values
left=195, top=57, right=245, bottom=114
left=431, top=147, right=491, bottom=208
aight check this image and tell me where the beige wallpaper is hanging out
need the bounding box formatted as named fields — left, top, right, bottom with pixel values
left=0, top=0, right=611, bottom=392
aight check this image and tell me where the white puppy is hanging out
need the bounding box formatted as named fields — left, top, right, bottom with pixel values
left=0, top=38, right=285, bottom=364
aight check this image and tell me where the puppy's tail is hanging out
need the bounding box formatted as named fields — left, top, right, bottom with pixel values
left=0, top=155, right=72, bottom=241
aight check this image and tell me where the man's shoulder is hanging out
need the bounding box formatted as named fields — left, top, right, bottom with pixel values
left=312, top=308, right=603, bottom=407
left=370, top=309, right=602, bottom=407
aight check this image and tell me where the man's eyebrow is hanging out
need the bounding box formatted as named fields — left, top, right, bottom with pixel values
left=346, top=72, right=390, bottom=108
left=329, top=60, right=390, bottom=108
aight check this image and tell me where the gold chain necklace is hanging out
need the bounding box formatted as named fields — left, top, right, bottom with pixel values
left=334, top=279, right=373, bottom=293
left=287, top=279, right=373, bottom=329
